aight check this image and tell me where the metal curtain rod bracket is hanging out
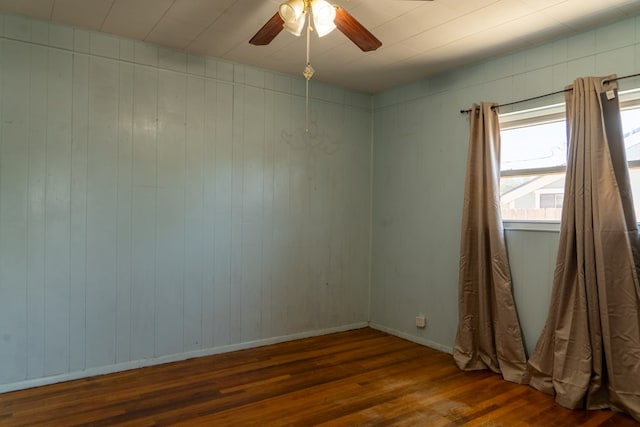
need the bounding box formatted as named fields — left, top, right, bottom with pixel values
left=459, top=72, right=640, bottom=114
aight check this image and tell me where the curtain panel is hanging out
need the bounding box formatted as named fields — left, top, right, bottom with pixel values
left=528, top=75, right=640, bottom=422
left=453, top=102, right=529, bottom=384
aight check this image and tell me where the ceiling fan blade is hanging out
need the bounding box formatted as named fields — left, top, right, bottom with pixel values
left=334, top=6, right=382, bottom=52
left=249, top=12, right=284, bottom=46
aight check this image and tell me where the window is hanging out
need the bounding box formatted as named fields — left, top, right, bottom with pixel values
left=499, top=89, right=640, bottom=221
left=539, top=192, right=563, bottom=209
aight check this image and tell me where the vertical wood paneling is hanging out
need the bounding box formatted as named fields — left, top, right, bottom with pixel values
left=0, top=119, right=28, bottom=381
left=116, top=61, right=134, bottom=364
left=241, top=86, right=264, bottom=342
left=345, top=107, right=371, bottom=324
left=0, top=19, right=373, bottom=389
left=288, top=97, right=310, bottom=335
left=26, top=45, right=48, bottom=379
left=131, top=187, right=156, bottom=360
left=69, top=52, right=88, bottom=373
left=213, top=81, right=233, bottom=347
left=201, top=79, right=216, bottom=349
left=270, top=91, right=292, bottom=337
left=130, top=65, right=157, bottom=361
left=184, top=75, right=205, bottom=352
left=85, top=57, right=119, bottom=368
left=155, top=70, right=186, bottom=357
left=229, top=85, right=244, bottom=344
left=335, top=106, right=358, bottom=325
left=307, top=102, right=334, bottom=329
left=44, top=49, right=72, bottom=376
left=0, top=40, right=29, bottom=383
left=261, top=89, right=275, bottom=339
left=155, top=188, right=185, bottom=356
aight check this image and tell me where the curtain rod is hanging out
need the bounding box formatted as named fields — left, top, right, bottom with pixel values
left=459, top=72, right=640, bottom=114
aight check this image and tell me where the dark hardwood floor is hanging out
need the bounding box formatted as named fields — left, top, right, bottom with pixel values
left=0, top=328, right=637, bottom=426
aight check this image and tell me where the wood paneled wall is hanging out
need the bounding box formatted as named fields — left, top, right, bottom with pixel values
left=0, top=14, right=372, bottom=390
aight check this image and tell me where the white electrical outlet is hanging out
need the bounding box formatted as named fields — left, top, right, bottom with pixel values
left=415, top=315, right=426, bottom=328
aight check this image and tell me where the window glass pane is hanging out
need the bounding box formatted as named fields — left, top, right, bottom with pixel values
left=622, top=108, right=640, bottom=162
left=629, top=166, right=640, bottom=219
left=500, top=173, right=564, bottom=221
left=501, top=121, right=566, bottom=172
left=539, top=194, right=556, bottom=208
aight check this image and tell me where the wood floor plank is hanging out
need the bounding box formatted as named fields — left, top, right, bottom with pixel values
left=0, top=328, right=637, bottom=426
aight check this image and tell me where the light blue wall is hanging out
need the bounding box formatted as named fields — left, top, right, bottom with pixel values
left=0, top=13, right=372, bottom=390
left=370, top=14, right=640, bottom=354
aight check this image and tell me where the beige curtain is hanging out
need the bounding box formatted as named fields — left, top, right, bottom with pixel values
left=453, top=102, right=529, bottom=384
left=528, top=75, right=640, bottom=422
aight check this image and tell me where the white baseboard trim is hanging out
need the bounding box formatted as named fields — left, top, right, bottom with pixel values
left=0, top=322, right=368, bottom=394
left=369, top=322, right=453, bottom=354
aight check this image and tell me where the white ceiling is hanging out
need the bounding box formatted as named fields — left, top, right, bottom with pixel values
left=0, top=0, right=638, bottom=93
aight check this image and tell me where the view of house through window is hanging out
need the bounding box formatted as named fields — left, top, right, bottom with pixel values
left=499, top=90, right=640, bottom=221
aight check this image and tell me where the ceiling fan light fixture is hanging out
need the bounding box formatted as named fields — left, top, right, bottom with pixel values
left=311, top=0, right=336, bottom=37
left=283, top=15, right=306, bottom=36
left=279, top=0, right=305, bottom=23
left=279, top=0, right=306, bottom=36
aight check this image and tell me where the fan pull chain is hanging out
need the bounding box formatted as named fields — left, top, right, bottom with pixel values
left=303, top=9, right=314, bottom=133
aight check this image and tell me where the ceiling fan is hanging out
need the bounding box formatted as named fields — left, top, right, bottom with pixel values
left=250, top=0, right=434, bottom=52
left=249, top=0, right=432, bottom=131
left=249, top=0, right=383, bottom=52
